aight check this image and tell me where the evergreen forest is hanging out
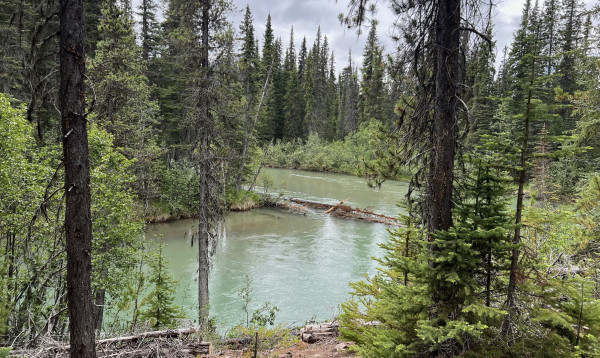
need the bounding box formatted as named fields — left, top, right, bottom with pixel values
left=1, top=0, right=600, bottom=356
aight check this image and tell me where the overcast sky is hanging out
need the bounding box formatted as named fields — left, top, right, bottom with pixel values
left=223, top=0, right=596, bottom=71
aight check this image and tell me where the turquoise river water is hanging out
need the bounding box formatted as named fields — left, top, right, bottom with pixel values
left=147, top=168, right=409, bottom=332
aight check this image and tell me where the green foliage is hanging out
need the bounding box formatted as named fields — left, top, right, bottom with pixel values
left=230, top=274, right=295, bottom=352
left=89, top=0, right=163, bottom=213
left=154, top=161, right=199, bottom=219
left=0, top=93, right=149, bottom=342
left=139, top=244, right=185, bottom=329
left=264, top=120, right=409, bottom=179
left=89, top=123, right=145, bottom=299
left=0, top=347, right=11, bottom=358
left=237, top=274, right=279, bottom=329
left=232, top=324, right=298, bottom=352
left=341, top=141, right=515, bottom=357
left=359, top=20, right=387, bottom=125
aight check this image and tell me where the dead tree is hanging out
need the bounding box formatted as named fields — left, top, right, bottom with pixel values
left=59, top=0, right=97, bottom=355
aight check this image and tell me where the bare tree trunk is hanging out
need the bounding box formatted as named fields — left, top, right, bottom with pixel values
left=428, top=0, right=460, bottom=235
left=59, top=0, right=97, bottom=355
left=236, top=60, right=273, bottom=194
left=197, top=0, right=211, bottom=329
left=93, top=285, right=106, bottom=333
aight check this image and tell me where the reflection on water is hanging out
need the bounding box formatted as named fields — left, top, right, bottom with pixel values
left=147, top=168, right=408, bottom=331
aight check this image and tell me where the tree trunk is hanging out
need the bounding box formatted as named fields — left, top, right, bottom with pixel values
left=504, top=34, right=537, bottom=336
left=93, top=288, right=106, bottom=333
left=197, top=0, right=211, bottom=329
left=59, top=0, right=97, bottom=355
left=428, top=0, right=460, bottom=235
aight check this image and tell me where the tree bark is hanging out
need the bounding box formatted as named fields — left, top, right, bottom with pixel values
left=197, top=0, right=211, bottom=329
left=428, top=0, right=460, bottom=235
left=59, top=0, right=97, bottom=355
left=504, top=30, right=538, bottom=336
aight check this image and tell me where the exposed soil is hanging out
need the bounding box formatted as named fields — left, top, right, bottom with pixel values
left=11, top=336, right=356, bottom=358
left=215, top=338, right=356, bottom=358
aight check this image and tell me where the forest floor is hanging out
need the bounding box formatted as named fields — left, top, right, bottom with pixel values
left=214, top=338, right=356, bottom=357
left=11, top=335, right=357, bottom=358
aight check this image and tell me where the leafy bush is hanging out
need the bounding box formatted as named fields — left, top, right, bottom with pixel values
left=229, top=275, right=297, bottom=351
left=264, top=120, right=410, bottom=180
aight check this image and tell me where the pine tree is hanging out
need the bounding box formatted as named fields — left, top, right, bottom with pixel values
left=541, top=0, right=560, bottom=78
left=137, top=0, right=160, bottom=63
left=139, top=245, right=184, bottom=329
left=557, top=0, right=583, bottom=95
left=298, top=36, right=308, bottom=81
left=323, top=51, right=340, bottom=140
left=261, top=14, right=275, bottom=80
left=235, top=5, right=260, bottom=193
left=283, top=28, right=307, bottom=139
left=268, top=38, right=286, bottom=140
left=303, top=49, right=317, bottom=135
left=84, top=1, right=103, bottom=56
left=359, top=20, right=386, bottom=125
left=338, top=52, right=359, bottom=138
left=341, top=153, right=513, bottom=355
left=89, top=0, right=161, bottom=217
left=465, top=25, right=497, bottom=140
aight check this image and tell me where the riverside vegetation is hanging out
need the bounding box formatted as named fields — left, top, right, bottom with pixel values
left=1, top=0, right=600, bottom=356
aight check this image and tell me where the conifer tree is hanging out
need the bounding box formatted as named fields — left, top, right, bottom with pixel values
left=502, top=6, right=553, bottom=333
left=137, top=0, right=160, bottom=63
left=359, top=20, right=386, bottom=125
left=60, top=0, right=96, bottom=353
left=283, top=28, right=307, bottom=139
left=267, top=37, right=286, bottom=140
left=303, top=50, right=317, bottom=135
left=235, top=5, right=260, bottom=193
left=89, top=0, right=161, bottom=216
left=261, top=14, right=275, bottom=80
left=139, top=245, right=184, bottom=329
left=323, top=52, right=340, bottom=140
left=465, top=26, right=497, bottom=140
left=541, top=0, right=560, bottom=78
left=342, top=149, right=513, bottom=355
left=338, top=52, right=359, bottom=138
left=298, top=37, right=308, bottom=82
left=85, top=1, right=103, bottom=56
left=558, top=0, right=583, bottom=95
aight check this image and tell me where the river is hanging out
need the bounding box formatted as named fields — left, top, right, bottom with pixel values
left=147, top=168, right=409, bottom=332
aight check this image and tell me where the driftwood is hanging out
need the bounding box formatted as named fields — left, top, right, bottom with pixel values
left=181, top=342, right=212, bottom=355
left=95, top=327, right=199, bottom=346
left=16, top=328, right=210, bottom=357
left=300, top=322, right=339, bottom=343
left=324, top=198, right=349, bottom=214
left=279, top=198, right=399, bottom=226
left=226, top=336, right=253, bottom=347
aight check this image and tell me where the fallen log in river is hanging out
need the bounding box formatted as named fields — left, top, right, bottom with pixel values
left=277, top=197, right=399, bottom=226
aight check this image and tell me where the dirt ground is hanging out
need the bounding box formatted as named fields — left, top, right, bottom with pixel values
left=214, top=338, right=356, bottom=358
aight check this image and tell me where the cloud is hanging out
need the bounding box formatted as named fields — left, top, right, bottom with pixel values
left=135, top=0, right=597, bottom=72
left=232, top=0, right=377, bottom=69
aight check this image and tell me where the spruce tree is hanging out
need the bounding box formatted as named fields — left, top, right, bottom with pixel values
left=137, top=0, right=160, bottom=63
left=341, top=150, right=513, bottom=355
left=323, top=52, right=340, bottom=140
left=235, top=5, right=260, bottom=193
left=359, top=20, right=386, bottom=125
left=303, top=49, right=317, bottom=135
left=139, top=246, right=184, bottom=329
left=283, top=28, right=307, bottom=139
left=338, top=52, right=359, bottom=138
left=557, top=0, right=583, bottom=96
left=89, top=0, right=161, bottom=216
